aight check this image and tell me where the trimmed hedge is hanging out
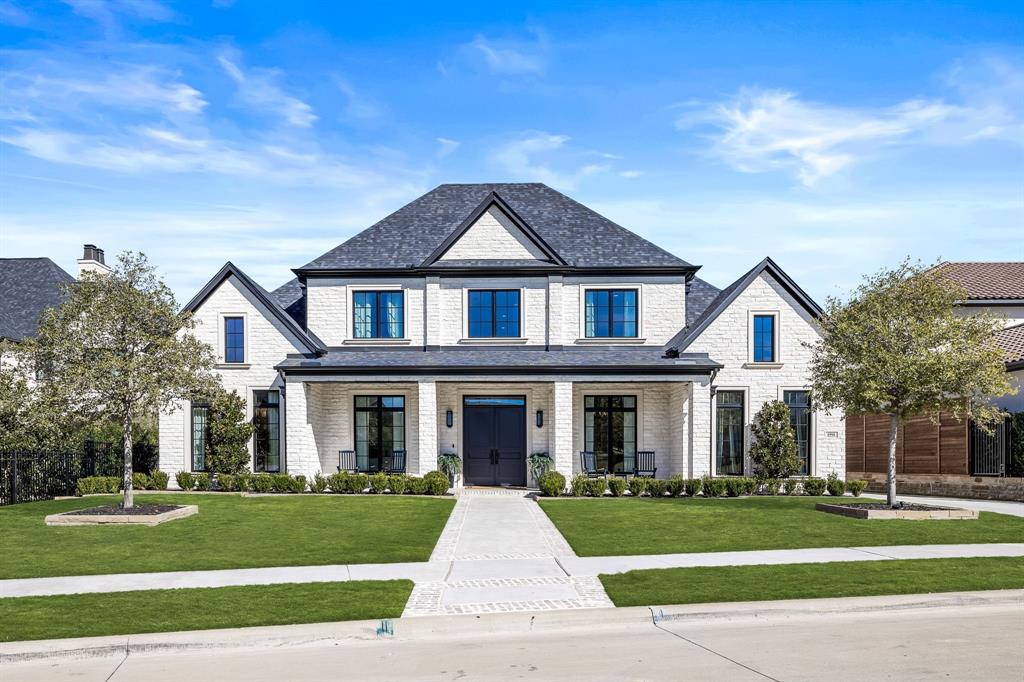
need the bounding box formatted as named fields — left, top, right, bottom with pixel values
left=607, top=478, right=627, bottom=497
left=131, top=472, right=151, bottom=490
left=803, top=477, right=827, bottom=496
left=783, top=479, right=799, bottom=495
left=701, top=476, right=726, bottom=498
left=826, top=472, right=845, bottom=497
left=369, top=472, right=389, bottom=494
left=683, top=478, right=702, bottom=497
left=647, top=479, right=669, bottom=497
left=846, top=479, right=868, bottom=497
left=76, top=476, right=120, bottom=496
left=586, top=477, right=607, bottom=497
left=628, top=476, right=648, bottom=497
left=538, top=470, right=566, bottom=497
left=149, top=470, right=169, bottom=490
left=175, top=471, right=195, bottom=491
left=423, top=471, right=450, bottom=496
left=667, top=475, right=685, bottom=497
left=569, top=474, right=588, bottom=497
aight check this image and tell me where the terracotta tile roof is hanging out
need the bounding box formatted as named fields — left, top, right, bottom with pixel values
left=935, top=262, right=1024, bottom=300
left=994, top=323, right=1024, bottom=367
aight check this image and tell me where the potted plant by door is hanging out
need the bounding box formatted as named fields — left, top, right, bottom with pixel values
left=437, top=453, right=462, bottom=487
left=527, top=452, right=554, bottom=488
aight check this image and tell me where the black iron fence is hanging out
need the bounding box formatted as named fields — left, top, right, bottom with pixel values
left=969, top=416, right=1012, bottom=476
left=0, top=440, right=159, bottom=506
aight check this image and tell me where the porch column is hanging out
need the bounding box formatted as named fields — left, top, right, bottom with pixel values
left=689, top=378, right=713, bottom=478
left=552, top=380, right=573, bottom=480
left=416, top=380, right=438, bottom=476
left=284, top=378, right=320, bottom=479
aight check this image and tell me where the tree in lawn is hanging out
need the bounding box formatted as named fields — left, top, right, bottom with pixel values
left=30, top=252, right=216, bottom=508
left=749, top=400, right=800, bottom=480
left=808, top=259, right=1012, bottom=506
left=206, top=387, right=255, bottom=474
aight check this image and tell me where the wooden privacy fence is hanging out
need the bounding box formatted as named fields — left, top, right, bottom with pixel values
left=845, top=413, right=969, bottom=476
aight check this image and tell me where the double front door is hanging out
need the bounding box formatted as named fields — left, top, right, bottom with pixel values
left=463, top=396, right=527, bottom=487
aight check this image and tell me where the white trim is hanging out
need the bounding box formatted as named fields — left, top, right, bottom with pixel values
left=710, top=386, right=749, bottom=477
left=458, top=337, right=529, bottom=345
left=346, top=285, right=410, bottom=344
left=777, top=385, right=814, bottom=477
left=217, top=312, right=249, bottom=364
left=747, top=310, right=780, bottom=364
left=578, top=283, right=643, bottom=342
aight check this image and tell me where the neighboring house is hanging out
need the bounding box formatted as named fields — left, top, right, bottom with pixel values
left=846, top=261, right=1023, bottom=500
left=158, top=183, right=843, bottom=486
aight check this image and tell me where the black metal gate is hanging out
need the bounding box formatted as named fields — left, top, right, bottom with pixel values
left=969, top=417, right=1011, bottom=476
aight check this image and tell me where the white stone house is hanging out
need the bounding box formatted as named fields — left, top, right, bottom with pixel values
left=158, top=183, right=844, bottom=486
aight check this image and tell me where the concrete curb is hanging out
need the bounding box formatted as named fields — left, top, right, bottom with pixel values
left=3, top=589, right=1021, bottom=664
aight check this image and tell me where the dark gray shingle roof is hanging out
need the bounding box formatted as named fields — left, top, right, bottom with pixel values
left=0, top=258, right=75, bottom=341
left=271, top=278, right=306, bottom=328
left=300, top=183, right=692, bottom=271
left=686, top=276, right=722, bottom=328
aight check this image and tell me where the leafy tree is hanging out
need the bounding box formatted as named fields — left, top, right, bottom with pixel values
left=207, top=387, right=255, bottom=474
left=749, top=400, right=800, bottom=479
left=809, top=259, right=1012, bottom=506
left=0, top=343, right=89, bottom=451
left=28, top=252, right=216, bottom=507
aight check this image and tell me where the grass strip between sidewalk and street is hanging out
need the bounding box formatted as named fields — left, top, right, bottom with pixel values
left=0, top=580, right=413, bottom=642
left=538, top=496, right=1024, bottom=556
left=599, top=556, right=1024, bottom=607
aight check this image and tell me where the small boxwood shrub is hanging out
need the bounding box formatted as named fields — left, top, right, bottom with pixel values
left=683, top=478, right=701, bottom=497
left=235, top=472, right=251, bottom=492
left=569, top=474, right=587, bottom=497
left=724, top=477, right=744, bottom=497
left=647, top=479, right=669, bottom=497
left=149, top=470, right=169, bottom=490
left=326, top=472, right=348, bottom=493
left=423, top=470, right=450, bottom=495
left=175, top=471, right=195, bottom=491
left=369, top=472, right=389, bottom=494
left=741, top=477, right=758, bottom=496
left=628, top=476, right=648, bottom=497
left=607, top=477, right=627, bottom=497
left=826, top=472, right=845, bottom=497
left=347, top=473, right=369, bottom=494
left=290, top=475, right=307, bottom=494
left=194, top=472, right=211, bottom=491
left=131, top=472, right=151, bottom=490
left=783, top=479, right=799, bottom=495
left=667, top=475, right=685, bottom=497
left=308, top=473, right=328, bottom=494
left=846, top=479, right=868, bottom=497
left=803, top=477, right=827, bottom=496
left=76, top=476, right=120, bottom=495
left=217, top=473, right=238, bottom=492
left=586, top=477, right=607, bottom=497
left=388, top=474, right=409, bottom=495
left=267, top=473, right=290, bottom=493
left=538, top=470, right=566, bottom=497
left=762, top=478, right=782, bottom=495
left=251, top=474, right=273, bottom=493
left=702, top=476, right=726, bottom=498
left=407, top=477, right=427, bottom=494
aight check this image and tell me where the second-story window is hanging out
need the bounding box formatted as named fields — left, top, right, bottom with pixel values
left=468, top=290, right=520, bottom=337
left=354, top=291, right=404, bottom=339
left=224, top=316, right=245, bottom=363
left=753, top=314, right=776, bottom=362
left=585, top=289, right=638, bottom=338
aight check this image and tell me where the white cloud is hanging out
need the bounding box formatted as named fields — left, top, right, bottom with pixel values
left=681, top=58, right=1024, bottom=186
left=218, top=50, right=316, bottom=128
left=436, top=137, right=460, bottom=157
left=64, top=0, right=174, bottom=34
left=333, top=77, right=381, bottom=121
left=0, top=1, right=29, bottom=26
left=467, top=33, right=546, bottom=75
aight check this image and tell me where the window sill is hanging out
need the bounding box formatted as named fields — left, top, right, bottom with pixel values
left=574, top=338, right=647, bottom=345
left=216, top=363, right=251, bottom=369
left=341, top=338, right=413, bottom=346
left=742, top=362, right=784, bottom=369
left=458, top=337, right=529, bottom=345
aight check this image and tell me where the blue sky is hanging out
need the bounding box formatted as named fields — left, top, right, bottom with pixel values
left=1, top=1, right=1022, bottom=303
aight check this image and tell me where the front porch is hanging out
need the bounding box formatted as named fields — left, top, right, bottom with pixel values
left=282, top=376, right=709, bottom=486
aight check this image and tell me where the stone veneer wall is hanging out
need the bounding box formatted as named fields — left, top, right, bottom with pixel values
left=850, top=472, right=1024, bottom=502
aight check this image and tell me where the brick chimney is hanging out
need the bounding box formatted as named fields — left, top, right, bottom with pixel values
left=78, top=244, right=112, bottom=277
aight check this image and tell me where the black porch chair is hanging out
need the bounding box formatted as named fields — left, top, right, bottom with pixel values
left=634, top=450, right=657, bottom=478
left=337, top=450, right=357, bottom=473
left=385, top=450, right=407, bottom=474
left=580, top=451, right=609, bottom=480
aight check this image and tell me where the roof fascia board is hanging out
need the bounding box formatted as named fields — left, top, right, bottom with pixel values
left=294, top=265, right=698, bottom=278
left=957, top=299, right=1024, bottom=307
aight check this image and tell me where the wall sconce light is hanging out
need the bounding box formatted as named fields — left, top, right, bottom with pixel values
left=446, top=410, right=453, bottom=428
left=536, top=410, right=543, bottom=428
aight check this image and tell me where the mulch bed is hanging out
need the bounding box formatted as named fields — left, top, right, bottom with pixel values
left=836, top=503, right=955, bottom=511
left=66, top=504, right=185, bottom=516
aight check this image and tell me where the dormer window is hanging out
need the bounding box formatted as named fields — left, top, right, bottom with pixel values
left=585, top=289, right=638, bottom=338
left=354, top=291, right=404, bottom=339
left=468, top=290, right=520, bottom=338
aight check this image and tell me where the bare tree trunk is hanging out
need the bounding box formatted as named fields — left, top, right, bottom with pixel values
left=887, top=413, right=898, bottom=507
left=122, top=412, right=134, bottom=509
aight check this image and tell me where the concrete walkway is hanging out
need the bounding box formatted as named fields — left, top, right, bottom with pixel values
left=862, top=492, right=1024, bottom=517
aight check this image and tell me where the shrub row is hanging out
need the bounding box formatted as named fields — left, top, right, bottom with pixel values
left=539, top=472, right=867, bottom=498
left=171, top=470, right=451, bottom=495
left=75, top=476, right=120, bottom=495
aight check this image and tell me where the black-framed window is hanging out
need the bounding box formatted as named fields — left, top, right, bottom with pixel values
left=190, top=403, right=209, bottom=472
left=254, top=390, right=281, bottom=472
left=354, top=396, right=405, bottom=472
left=716, top=391, right=745, bottom=476
left=784, top=390, right=811, bottom=475
left=468, top=289, right=521, bottom=338
left=224, top=317, right=245, bottom=363
left=753, top=314, right=775, bottom=362
left=584, top=395, right=637, bottom=473
left=353, top=291, right=404, bottom=339
left=585, top=289, right=638, bottom=338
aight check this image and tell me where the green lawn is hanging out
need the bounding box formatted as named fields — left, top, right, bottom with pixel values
left=0, top=580, right=412, bottom=642
left=600, top=557, right=1024, bottom=607
left=538, top=496, right=1024, bottom=556
left=0, top=494, right=455, bottom=579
